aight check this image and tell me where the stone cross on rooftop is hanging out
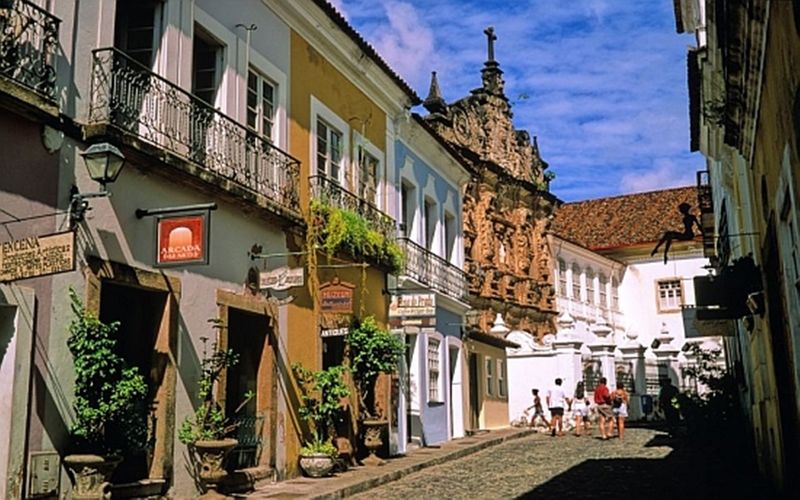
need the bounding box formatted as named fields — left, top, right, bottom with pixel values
left=484, top=26, right=497, bottom=62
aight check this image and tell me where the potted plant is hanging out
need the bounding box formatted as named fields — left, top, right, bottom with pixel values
left=346, top=316, right=403, bottom=465
left=63, top=289, right=148, bottom=500
left=293, top=363, right=350, bottom=477
left=179, top=324, right=252, bottom=499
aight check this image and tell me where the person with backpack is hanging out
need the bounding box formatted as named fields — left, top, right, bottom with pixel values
left=593, top=377, right=614, bottom=440
left=571, top=381, right=590, bottom=436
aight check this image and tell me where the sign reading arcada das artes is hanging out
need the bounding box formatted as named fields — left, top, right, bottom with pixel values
left=0, top=231, right=75, bottom=282
left=156, top=213, right=209, bottom=266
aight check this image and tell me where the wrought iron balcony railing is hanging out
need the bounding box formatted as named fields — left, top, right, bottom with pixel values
left=309, top=174, right=396, bottom=242
left=399, top=237, right=467, bottom=301
left=0, top=0, right=59, bottom=99
left=88, top=48, right=300, bottom=216
left=696, top=170, right=715, bottom=259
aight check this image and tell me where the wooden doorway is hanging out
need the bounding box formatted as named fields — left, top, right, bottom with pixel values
left=217, top=291, right=275, bottom=472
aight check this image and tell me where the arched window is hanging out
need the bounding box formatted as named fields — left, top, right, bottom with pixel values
left=558, top=259, right=567, bottom=296
left=611, top=277, right=620, bottom=310
left=586, top=268, right=595, bottom=304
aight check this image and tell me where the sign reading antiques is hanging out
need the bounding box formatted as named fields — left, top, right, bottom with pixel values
left=260, top=266, right=304, bottom=291
left=0, top=231, right=75, bottom=282
left=320, top=327, right=349, bottom=338
left=389, top=293, right=436, bottom=318
left=320, top=278, right=355, bottom=314
left=156, top=213, right=209, bottom=266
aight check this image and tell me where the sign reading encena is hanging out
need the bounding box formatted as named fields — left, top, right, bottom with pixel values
left=0, top=231, right=75, bottom=282
left=156, top=213, right=208, bottom=266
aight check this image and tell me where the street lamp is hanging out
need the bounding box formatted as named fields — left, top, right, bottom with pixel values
left=80, top=142, right=126, bottom=189
left=70, top=142, right=126, bottom=228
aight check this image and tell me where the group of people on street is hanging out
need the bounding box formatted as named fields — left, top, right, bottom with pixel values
left=526, top=377, right=631, bottom=440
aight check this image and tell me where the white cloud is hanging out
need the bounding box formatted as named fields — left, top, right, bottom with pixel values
left=338, top=0, right=702, bottom=202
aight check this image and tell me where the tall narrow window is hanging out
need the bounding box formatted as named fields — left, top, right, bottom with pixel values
left=444, top=212, right=456, bottom=262
left=192, top=27, right=222, bottom=106
left=357, top=147, right=379, bottom=205
left=497, top=359, right=506, bottom=398
left=401, top=181, right=414, bottom=237
left=599, top=273, right=608, bottom=308
left=427, top=339, right=441, bottom=402
left=571, top=264, right=581, bottom=300
left=586, top=269, right=595, bottom=304
left=246, top=69, right=275, bottom=142
left=424, top=198, right=437, bottom=252
left=316, top=119, right=343, bottom=182
left=485, top=357, right=494, bottom=396
left=115, top=1, right=159, bottom=68
left=558, top=259, right=567, bottom=297
left=657, top=279, right=683, bottom=312
left=611, top=277, right=620, bottom=310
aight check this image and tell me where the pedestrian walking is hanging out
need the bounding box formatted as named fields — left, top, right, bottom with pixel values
left=612, top=384, right=630, bottom=440
left=593, top=377, right=614, bottom=440
left=547, top=378, right=569, bottom=437
left=658, top=378, right=680, bottom=437
left=571, top=381, right=590, bottom=436
left=525, top=388, right=550, bottom=430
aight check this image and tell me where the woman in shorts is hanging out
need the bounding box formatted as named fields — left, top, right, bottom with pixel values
left=572, top=381, right=590, bottom=436
left=612, top=384, right=630, bottom=440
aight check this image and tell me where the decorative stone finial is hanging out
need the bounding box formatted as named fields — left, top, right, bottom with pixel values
left=480, top=27, right=504, bottom=95
left=423, top=71, right=447, bottom=114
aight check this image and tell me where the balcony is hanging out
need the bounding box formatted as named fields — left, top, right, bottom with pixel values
left=556, top=295, right=624, bottom=327
left=399, top=238, right=467, bottom=301
left=0, top=0, right=59, bottom=99
left=88, top=48, right=301, bottom=218
left=309, top=175, right=400, bottom=272
left=696, top=170, right=715, bottom=260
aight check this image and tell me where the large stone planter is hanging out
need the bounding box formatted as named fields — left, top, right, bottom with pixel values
left=361, top=419, right=387, bottom=466
left=298, top=453, right=335, bottom=478
left=194, top=438, right=238, bottom=499
left=64, top=454, right=121, bottom=500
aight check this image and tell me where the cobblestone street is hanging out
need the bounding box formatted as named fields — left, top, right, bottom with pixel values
left=349, top=427, right=766, bottom=500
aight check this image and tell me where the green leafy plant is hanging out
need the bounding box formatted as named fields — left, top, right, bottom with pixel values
left=299, top=440, right=338, bottom=457
left=66, top=288, right=148, bottom=455
left=179, top=322, right=253, bottom=445
left=678, top=344, right=742, bottom=441
left=293, top=363, right=350, bottom=456
left=310, top=200, right=405, bottom=274
left=347, top=316, right=404, bottom=419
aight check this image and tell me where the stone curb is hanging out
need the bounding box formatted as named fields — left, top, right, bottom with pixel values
left=311, top=429, right=538, bottom=500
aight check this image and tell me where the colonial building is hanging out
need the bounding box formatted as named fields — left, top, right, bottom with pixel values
left=0, top=0, right=436, bottom=497
left=421, top=28, right=560, bottom=430
left=674, top=0, right=800, bottom=493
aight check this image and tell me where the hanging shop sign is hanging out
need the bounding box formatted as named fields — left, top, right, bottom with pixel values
left=0, top=231, right=75, bottom=282
left=389, top=293, right=436, bottom=318
left=260, top=266, right=304, bottom=291
left=320, top=278, right=355, bottom=313
left=320, top=326, right=349, bottom=338
left=155, top=212, right=209, bottom=267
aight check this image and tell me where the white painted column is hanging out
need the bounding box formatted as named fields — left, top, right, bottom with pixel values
left=588, top=315, right=617, bottom=388
left=552, top=312, right=584, bottom=390
left=652, top=322, right=681, bottom=386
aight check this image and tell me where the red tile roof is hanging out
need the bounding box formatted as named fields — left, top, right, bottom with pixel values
left=550, top=186, right=700, bottom=251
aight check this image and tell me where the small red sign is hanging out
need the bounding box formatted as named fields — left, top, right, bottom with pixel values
left=156, top=214, right=208, bottom=266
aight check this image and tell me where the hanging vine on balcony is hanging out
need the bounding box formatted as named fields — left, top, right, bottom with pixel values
left=310, top=199, right=405, bottom=275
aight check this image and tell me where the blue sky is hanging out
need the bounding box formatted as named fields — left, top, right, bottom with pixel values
left=329, top=0, right=702, bottom=202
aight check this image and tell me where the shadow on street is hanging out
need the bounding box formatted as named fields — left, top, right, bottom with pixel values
left=517, top=431, right=775, bottom=500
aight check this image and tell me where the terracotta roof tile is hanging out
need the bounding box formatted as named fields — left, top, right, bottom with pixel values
left=551, top=186, right=700, bottom=250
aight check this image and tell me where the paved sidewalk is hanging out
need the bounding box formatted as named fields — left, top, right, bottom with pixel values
left=242, top=427, right=538, bottom=499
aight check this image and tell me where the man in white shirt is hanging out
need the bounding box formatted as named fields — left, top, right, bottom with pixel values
left=546, top=378, right=570, bottom=437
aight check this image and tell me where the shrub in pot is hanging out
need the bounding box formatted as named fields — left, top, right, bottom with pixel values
left=346, top=316, right=403, bottom=465
left=293, top=363, right=349, bottom=477
left=179, top=326, right=253, bottom=499
left=64, top=289, right=148, bottom=500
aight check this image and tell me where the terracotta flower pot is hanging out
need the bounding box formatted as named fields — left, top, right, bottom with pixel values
left=298, top=453, right=335, bottom=478
left=64, top=454, right=121, bottom=500
left=194, top=438, right=238, bottom=499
